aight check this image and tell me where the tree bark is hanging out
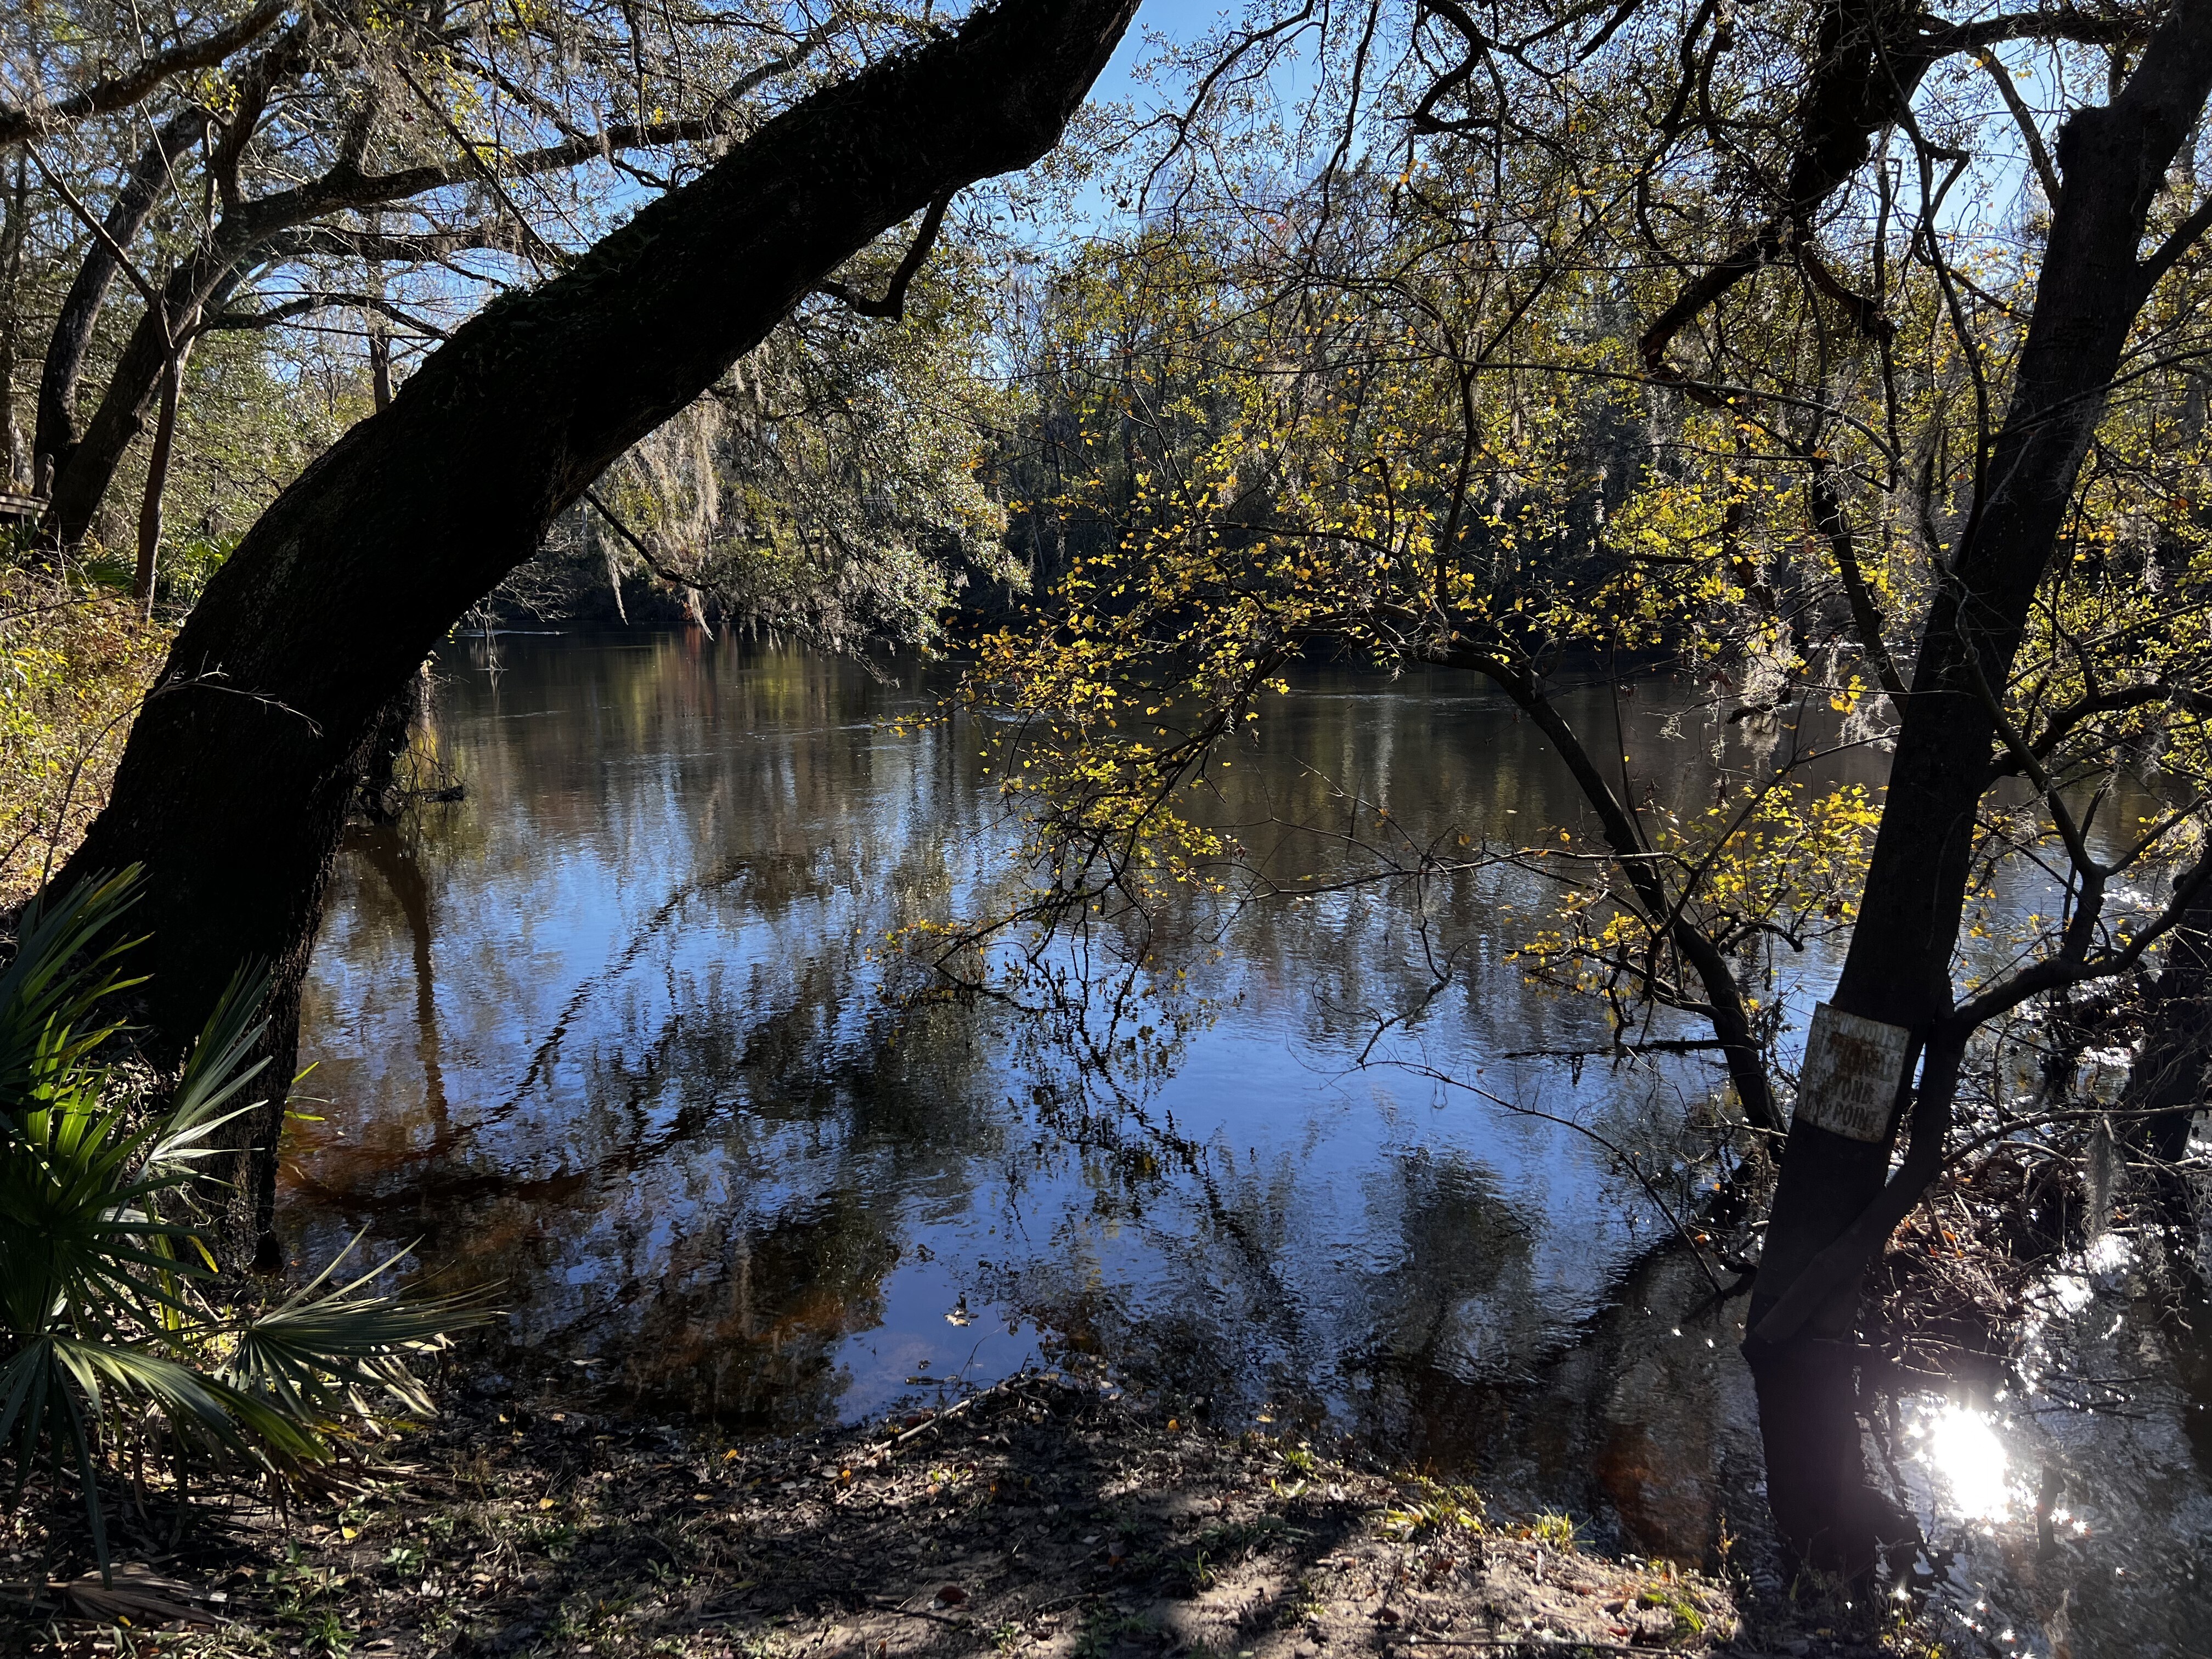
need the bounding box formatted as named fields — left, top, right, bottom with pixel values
left=32, top=106, right=210, bottom=494
left=133, top=340, right=188, bottom=613
left=57, top=0, right=1141, bottom=1267
left=1745, top=0, right=2212, bottom=1571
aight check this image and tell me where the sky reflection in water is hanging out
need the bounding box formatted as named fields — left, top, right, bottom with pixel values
left=289, top=634, right=1780, bottom=1455
left=285, top=631, right=2212, bottom=1647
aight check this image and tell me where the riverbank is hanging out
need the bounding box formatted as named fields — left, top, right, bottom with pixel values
left=2, top=1366, right=1929, bottom=1659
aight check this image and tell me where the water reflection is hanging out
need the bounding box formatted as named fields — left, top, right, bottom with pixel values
left=291, top=636, right=1755, bottom=1448
left=287, top=631, right=2211, bottom=1649
left=1918, top=1404, right=2012, bottom=1521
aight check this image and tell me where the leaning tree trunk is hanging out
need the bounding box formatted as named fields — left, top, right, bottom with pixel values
left=1743, top=0, right=2212, bottom=1571
left=56, top=0, right=1141, bottom=1267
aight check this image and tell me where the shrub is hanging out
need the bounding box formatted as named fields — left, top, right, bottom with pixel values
left=0, top=868, right=492, bottom=1573
left=0, top=561, right=172, bottom=907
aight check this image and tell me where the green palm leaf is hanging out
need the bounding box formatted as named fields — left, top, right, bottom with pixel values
left=228, top=1234, right=498, bottom=1422
left=0, top=870, right=145, bottom=1115
left=1, top=882, right=494, bottom=1581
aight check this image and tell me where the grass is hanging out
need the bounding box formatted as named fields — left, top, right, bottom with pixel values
left=1381, top=1479, right=1487, bottom=1541
left=1638, top=1585, right=1709, bottom=1637
left=1526, top=1511, right=1582, bottom=1551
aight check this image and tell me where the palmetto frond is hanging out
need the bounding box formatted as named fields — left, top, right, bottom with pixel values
left=0, top=869, right=495, bottom=1579
left=0, top=869, right=144, bottom=1116
left=227, top=1235, right=500, bottom=1426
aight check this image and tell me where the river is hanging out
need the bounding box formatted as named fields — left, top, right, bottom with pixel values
left=287, top=629, right=2211, bottom=1654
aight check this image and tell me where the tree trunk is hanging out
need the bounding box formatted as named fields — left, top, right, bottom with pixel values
left=46, top=247, right=245, bottom=547
left=1745, top=0, right=2212, bottom=1571
left=0, top=153, right=26, bottom=487
left=31, top=107, right=210, bottom=495
left=368, top=328, right=393, bottom=413
left=55, top=0, right=1140, bottom=1268
left=2121, top=882, right=2211, bottom=1213
left=134, top=337, right=189, bottom=612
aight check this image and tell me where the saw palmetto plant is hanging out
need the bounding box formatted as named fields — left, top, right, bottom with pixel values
left=0, top=868, right=492, bottom=1572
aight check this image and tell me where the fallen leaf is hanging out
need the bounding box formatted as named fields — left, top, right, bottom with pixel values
left=935, top=1584, right=969, bottom=1607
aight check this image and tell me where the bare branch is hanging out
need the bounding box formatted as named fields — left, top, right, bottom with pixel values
left=1979, top=49, right=2060, bottom=202
left=0, top=0, right=290, bottom=145
left=196, top=292, right=450, bottom=340
left=815, top=194, right=951, bottom=320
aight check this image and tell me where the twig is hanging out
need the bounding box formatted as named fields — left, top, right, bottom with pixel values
left=866, top=1597, right=972, bottom=1628
left=859, top=1370, right=1032, bottom=1465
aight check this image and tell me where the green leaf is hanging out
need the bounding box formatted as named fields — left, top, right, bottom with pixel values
left=0, top=869, right=145, bottom=1116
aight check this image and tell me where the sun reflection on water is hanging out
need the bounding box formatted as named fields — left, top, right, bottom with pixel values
left=1922, top=1403, right=2012, bottom=1520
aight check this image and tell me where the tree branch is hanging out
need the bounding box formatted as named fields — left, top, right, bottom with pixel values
left=2136, top=192, right=2212, bottom=294
left=0, top=0, right=290, bottom=145
left=196, top=292, right=450, bottom=340
left=1808, top=469, right=1909, bottom=701
left=1979, top=48, right=2060, bottom=203
left=815, top=194, right=952, bottom=320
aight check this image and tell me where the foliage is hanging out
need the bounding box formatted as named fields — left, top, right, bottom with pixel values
left=952, top=0, right=2212, bottom=1141
left=0, top=868, right=492, bottom=1574
left=575, top=249, right=1024, bottom=653
left=1381, top=1479, right=1486, bottom=1540
left=0, top=559, right=172, bottom=906
left=1525, top=1511, right=1581, bottom=1553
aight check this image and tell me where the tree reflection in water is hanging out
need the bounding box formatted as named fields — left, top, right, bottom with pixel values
left=287, top=633, right=2211, bottom=1649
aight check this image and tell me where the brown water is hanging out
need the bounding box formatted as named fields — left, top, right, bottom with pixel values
left=287, top=630, right=2212, bottom=1652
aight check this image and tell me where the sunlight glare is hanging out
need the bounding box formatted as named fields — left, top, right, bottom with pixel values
left=1926, top=1405, right=2011, bottom=1520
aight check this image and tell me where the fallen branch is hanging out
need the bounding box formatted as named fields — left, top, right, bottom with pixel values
left=859, top=1369, right=1036, bottom=1465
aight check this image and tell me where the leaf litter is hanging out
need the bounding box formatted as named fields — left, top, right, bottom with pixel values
left=1, top=1366, right=1791, bottom=1657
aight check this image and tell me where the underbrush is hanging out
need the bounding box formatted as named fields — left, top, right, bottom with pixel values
left=0, top=557, right=172, bottom=906
left=0, top=871, right=493, bottom=1578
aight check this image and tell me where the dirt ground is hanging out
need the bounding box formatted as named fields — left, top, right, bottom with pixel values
left=3, top=1367, right=1920, bottom=1658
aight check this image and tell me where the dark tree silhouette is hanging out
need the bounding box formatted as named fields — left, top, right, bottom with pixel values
left=58, top=0, right=1142, bottom=1262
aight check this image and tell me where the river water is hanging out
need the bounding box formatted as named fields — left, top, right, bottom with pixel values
left=287, top=630, right=2211, bottom=1652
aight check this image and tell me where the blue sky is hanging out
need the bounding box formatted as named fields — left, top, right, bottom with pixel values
left=1091, top=0, right=1225, bottom=107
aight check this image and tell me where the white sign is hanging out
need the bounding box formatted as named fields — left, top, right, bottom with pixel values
left=1795, top=1003, right=1912, bottom=1143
